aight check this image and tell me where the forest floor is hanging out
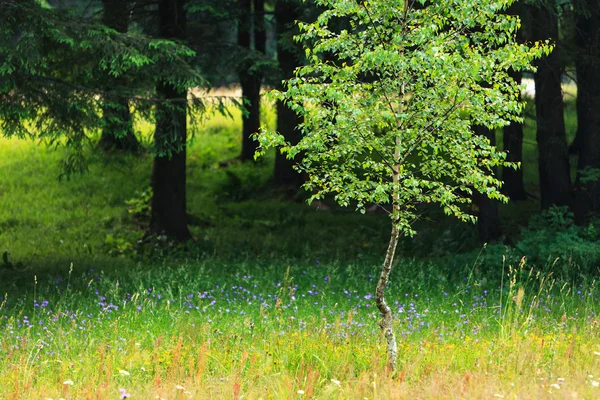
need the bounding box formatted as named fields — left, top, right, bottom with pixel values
left=1, top=98, right=599, bottom=399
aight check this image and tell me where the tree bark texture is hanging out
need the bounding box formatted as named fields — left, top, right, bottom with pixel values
left=149, top=0, right=191, bottom=241
left=238, top=0, right=264, bottom=162
left=376, top=222, right=399, bottom=372
left=273, top=0, right=304, bottom=188
left=502, top=72, right=527, bottom=201
left=98, top=0, right=140, bottom=153
left=374, top=110, right=404, bottom=373
left=530, top=4, right=572, bottom=209
left=574, top=1, right=600, bottom=223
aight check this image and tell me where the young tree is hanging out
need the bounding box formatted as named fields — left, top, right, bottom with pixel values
left=257, top=0, right=546, bottom=371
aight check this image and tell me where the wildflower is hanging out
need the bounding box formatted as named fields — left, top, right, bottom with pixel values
left=63, top=380, right=74, bottom=386
left=592, top=381, right=600, bottom=387
left=297, top=390, right=305, bottom=395
left=330, top=379, right=341, bottom=386
left=119, top=369, right=131, bottom=376
left=176, top=385, right=185, bottom=390
left=120, top=388, right=131, bottom=399
left=550, top=383, right=561, bottom=389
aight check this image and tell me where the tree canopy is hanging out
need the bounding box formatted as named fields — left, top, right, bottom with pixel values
left=260, top=0, right=548, bottom=235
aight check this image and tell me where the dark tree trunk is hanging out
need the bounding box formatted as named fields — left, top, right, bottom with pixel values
left=574, top=2, right=600, bottom=223
left=572, top=46, right=589, bottom=155
left=474, top=126, right=502, bottom=244
left=273, top=0, right=304, bottom=188
left=254, top=0, right=266, bottom=54
left=238, top=0, right=264, bottom=162
left=571, top=48, right=589, bottom=155
left=502, top=69, right=527, bottom=201
left=149, top=0, right=191, bottom=241
left=570, top=116, right=585, bottom=154
left=98, top=0, right=140, bottom=153
left=502, top=3, right=527, bottom=201
left=530, top=4, right=572, bottom=209
left=239, top=74, right=261, bottom=161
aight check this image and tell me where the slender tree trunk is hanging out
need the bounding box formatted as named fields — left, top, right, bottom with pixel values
left=502, top=70, right=527, bottom=201
left=149, top=0, right=191, bottom=241
left=98, top=0, right=140, bottom=153
left=376, top=222, right=399, bottom=372
left=530, top=4, right=572, bottom=209
left=238, top=0, right=264, bottom=162
left=375, top=101, right=404, bottom=373
left=474, top=126, right=502, bottom=243
left=574, top=1, right=600, bottom=223
left=273, top=0, right=304, bottom=188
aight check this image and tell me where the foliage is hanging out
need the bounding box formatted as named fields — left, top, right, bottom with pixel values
left=515, top=206, right=600, bottom=276
left=0, top=0, right=209, bottom=173
left=258, top=0, right=549, bottom=236
left=125, top=187, right=153, bottom=222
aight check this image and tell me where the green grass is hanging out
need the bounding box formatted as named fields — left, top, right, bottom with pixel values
left=2, top=256, right=600, bottom=398
left=1, top=94, right=599, bottom=398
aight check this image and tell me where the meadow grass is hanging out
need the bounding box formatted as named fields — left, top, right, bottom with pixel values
left=1, top=94, right=599, bottom=399
left=2, top=257, right=600, bottom=399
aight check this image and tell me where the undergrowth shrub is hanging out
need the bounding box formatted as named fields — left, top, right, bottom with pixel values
left=456, top=207, right=600, bottom=281
left=515, top=206, right=600, bottom=277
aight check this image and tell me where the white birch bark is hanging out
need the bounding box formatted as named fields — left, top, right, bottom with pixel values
left=376, top=221, right=400, bottom=372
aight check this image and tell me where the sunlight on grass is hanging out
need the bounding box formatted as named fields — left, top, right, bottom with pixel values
left=1, top=260, right=600, bottom=398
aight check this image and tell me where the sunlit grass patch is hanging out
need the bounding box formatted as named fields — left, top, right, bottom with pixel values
left=1, top=259, right=600, bottom=398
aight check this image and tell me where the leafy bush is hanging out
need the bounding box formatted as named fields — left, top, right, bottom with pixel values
left=514, top=206, right=600, bottom=277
